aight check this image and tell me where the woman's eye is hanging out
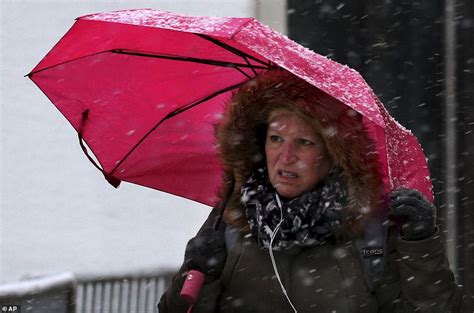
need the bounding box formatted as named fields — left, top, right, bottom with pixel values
left=269, top=135, right=282, bottom=143
left=298, top=138, right=314, bottom=146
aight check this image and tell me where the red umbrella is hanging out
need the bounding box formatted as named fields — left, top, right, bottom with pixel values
left=28, top=8, right=433, bottom=206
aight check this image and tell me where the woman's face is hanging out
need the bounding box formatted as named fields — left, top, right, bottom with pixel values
left=265, top=110, right=332, bottom=198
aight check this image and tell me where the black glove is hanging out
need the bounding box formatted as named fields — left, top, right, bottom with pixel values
left=183, top=227, right=227, bottom=280
left=389, top=188, right=436, bottom=241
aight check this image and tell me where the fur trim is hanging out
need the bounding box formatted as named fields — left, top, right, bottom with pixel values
left=215, top=70, right=383, bottom=236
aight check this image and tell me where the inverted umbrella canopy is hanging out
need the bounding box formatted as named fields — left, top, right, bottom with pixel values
left=29, top=9, right=433, bottom=206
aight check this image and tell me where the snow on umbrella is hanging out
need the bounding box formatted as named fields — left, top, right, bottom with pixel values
left=28, top=8, right=433, bottom=206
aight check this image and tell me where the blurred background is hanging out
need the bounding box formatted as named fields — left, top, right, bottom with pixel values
left=1, top=0, right=472, bottom=303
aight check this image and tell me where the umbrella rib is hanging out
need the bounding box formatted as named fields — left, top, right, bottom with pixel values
left=27, top=50, right=116, bottom=76
left=235, top=67, right=252, bottom=79
left=195, top=34, right=270, bottom=67
left=243, top=56, right=258, bottom=77
left=27, top=48, right=269, bottom=77
left=109, top=81, right=246, bottom=176
left=111, top=49, right=269, bottom=70
left=169, top=81, right=244, bottom=116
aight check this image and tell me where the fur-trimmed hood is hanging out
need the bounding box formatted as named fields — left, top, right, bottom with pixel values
left=216, top=70, right=383, bottom=236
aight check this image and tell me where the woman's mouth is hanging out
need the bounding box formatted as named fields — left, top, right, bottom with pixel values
left=278, top=170, right=299, bottom=179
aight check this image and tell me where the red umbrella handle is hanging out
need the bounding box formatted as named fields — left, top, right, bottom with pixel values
left=180, top=270, right=205, bottom=312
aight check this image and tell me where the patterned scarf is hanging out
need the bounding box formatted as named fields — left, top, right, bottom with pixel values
left=241, top=167, right=348, bottom=250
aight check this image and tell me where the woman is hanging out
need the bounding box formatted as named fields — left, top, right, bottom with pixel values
left=158, top=70, right=462, bottom=312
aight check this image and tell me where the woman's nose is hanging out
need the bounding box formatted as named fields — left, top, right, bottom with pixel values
left=279, top=142, right=297, bottom=164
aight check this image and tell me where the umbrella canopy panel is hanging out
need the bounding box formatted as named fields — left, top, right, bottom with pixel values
left=32, top=54, right=263, bottom=206
left=30, top=19, right=272, bottom=206
left=32, top=53, right=255, bottom=172
left=32, top=17, right=261, bottom=72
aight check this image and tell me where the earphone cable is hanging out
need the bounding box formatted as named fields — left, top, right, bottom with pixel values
left=268, top=193, right=298, bottom=313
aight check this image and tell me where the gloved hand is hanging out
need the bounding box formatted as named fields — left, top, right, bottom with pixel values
left=389, top=188, right=436, bottom=241
left=183, top=227, right=227, bottom=281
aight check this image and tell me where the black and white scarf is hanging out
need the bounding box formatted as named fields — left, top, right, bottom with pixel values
left=241, top=167, right=348, bottom=250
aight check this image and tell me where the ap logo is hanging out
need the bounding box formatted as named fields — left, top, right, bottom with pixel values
left=1, top=305, right=19, bottom=312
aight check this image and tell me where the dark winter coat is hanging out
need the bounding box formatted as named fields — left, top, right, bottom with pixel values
left=158, top=71, right=464, bottom=312
left=158, top=209, right=463, bottom=313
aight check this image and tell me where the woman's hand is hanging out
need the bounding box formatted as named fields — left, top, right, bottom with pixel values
left=183, top=227, right=227, bottom=281
left=389, top=188, right=436, bottom=241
